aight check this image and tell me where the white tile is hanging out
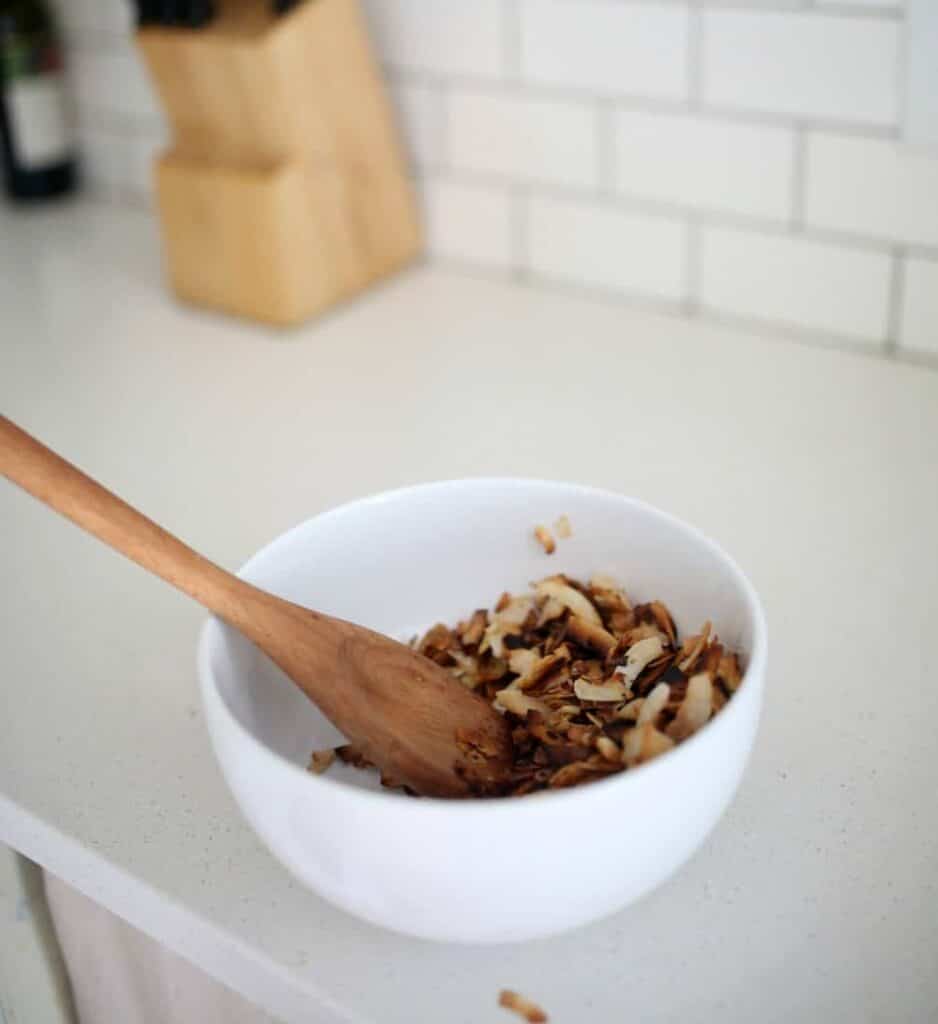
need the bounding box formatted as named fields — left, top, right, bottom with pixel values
left=526, top=195, right=687, bottom=300
left=363, top=0, right=503, bottom=79
left=71, top=50, right=161, bottom=122
left=447, top=90, right=598, bottom=189
left=421, top=179, right=513, bottom=269
left=700, top=226, right=891, bottom=342
left=614, top=111, right=794, bottom=221
left=702, top=12, right=900, bottom=125
left=520, top=0, right=689, bottom=100
left=805, top=135, right=938, bottom=249
left=905, top=0, right=938, bottom=148
left=899, top=257, right=938, bottom=357
left=389, top=82, right=442, bottom=170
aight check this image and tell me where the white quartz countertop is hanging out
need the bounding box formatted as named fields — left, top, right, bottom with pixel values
left=2, top=201, right=936, bottom=1024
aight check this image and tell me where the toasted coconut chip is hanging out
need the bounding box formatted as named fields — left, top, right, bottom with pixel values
left=459, top=608, right=488, bottom=648
left=495, top=688, right=551, bottom=719
left=500, top=595, right=536, bottom=626
left=605, top=609, right=637, bottom=636
left=648, top=601, right=678, bottom=648
left=536, top=596, right=566, bottom=628
left=616, top=635, right=666, bottom=683
left=498, top=991, right=548, bottom=1023
left=571, top=658, right=605, bottom=683
left=535, top=578, right=602, bottom=626
left=614, top=697, right=644, bottom=721
left=565, top=614, right=617, bottom=657
left=548, top=761, right=599, bottom=788
left=533, top=524, right=556, bottom=554
left=589, top=572, right=620, bottom=592
left=677, top=621, right=711, bottom=673
left=637, top=682, right=671, bottom=725
left=481, top=621, right=513, bottom=659
left=622, top=622, right=668, bottom=647
left=418, top=623, right=452, bottom=655
left=508, top=647, right=541, bottom=677
left=595, top=735, right=621, bottom=763
left=716, top=651, right=741, bottom=692
left=511, top=651, right=569, bottom=692
left=341, top=573, right=740, bottom=798
left=566, top=723, right=599, bottom=747
left=622, top=723, right=675, bottom=766
left=307, top=749, right=336, bottom=775
left=447, top=650, right=481, bottom=689
left=667, top=672, right=713, bottom=741
left=553, top=514, right=572, bottom=539
left=573, top=677, right=627, bottom=702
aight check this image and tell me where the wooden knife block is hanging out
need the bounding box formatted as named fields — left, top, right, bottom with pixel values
left=136, top=0, right=421, bottom=326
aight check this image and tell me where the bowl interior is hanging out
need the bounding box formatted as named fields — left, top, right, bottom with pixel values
left=204, top=479, right=761, bottom=794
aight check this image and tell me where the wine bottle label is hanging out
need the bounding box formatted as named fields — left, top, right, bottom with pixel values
left=7, top=71, right=70, bottom=168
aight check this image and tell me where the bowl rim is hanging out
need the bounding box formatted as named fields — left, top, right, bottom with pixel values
left=198, top=477, right=768, bottom=816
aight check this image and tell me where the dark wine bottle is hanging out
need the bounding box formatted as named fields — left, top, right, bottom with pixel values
left=0, top=0, right=77, bottom=202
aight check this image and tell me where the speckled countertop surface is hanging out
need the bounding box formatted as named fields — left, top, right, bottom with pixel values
left=2, top=201, right=937, bottom=1024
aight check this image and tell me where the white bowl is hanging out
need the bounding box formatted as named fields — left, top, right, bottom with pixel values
left=198, top=479, right=767, bottom=943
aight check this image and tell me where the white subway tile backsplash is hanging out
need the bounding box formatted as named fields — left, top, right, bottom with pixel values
left=363, top=0, right=503, bottom=79
left=614, top=111, right=794, bottom=222
left=447, top=91, right=598, bottom=189
left=805, top=134, right=938, bottom=249
left=520, top=0, right=689, bottom=100
left=53, top=0, right=937, bottom=365
left=71, top=50, right=161, bottom=122
left=702, top=12, right=900, bottom=126
left=527, top=195, right=687, bottom=301
left=700, top=227, right=891, bottom=343
left=421, top=179, right=514, bottom=270
left=390, top=82, right=443, bottom=170
left=899, top=258, right=938, bottom=357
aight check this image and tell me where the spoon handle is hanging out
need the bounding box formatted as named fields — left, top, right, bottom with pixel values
left=0, top=415, right=252, bottom=627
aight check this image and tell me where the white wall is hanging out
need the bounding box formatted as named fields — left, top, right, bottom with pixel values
left=51, top=0, right=938, bottom=362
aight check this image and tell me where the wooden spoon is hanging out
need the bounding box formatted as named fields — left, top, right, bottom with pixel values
left=0, top=416, right=512, bottom=798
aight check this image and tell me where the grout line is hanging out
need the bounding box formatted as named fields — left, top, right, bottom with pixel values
left=421, top=166, right=938, bottom=260
left=523, top=270, right=689, bottom=320
left=885, top=249, right=906, bottom=354
left=687, top=1, right=704, bottom=111
left=790, top=125, right=807, bottom=230
left=696, top=306, right=892, bottom=361
left=384, top=68, right=901, bottom=138
left=452, top=260, right=914, bottom=368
